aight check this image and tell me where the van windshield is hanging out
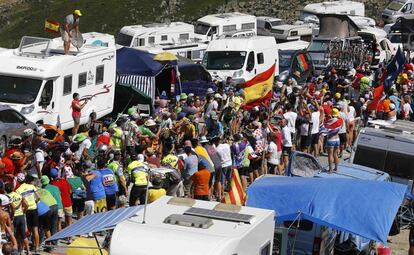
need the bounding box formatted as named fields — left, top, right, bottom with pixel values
left=195, top=23, right=211, bottom=35
left=0, top=75, right=42, bottom=104
left=387, top=1, right=404, bottom=11
left=203, top=51, right=247, bottom=70
left=308, top=40, right=330, bottom=52
left=388, top=34, right=402, bottom=44
left=116, top=33, right=133, bottom=47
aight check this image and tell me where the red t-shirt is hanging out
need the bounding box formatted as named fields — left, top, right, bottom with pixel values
left=0, top=157, right=16, bottom=183
left=51, top=178, right=72, bottom=207
left=71, top=99, right=81, bottom=118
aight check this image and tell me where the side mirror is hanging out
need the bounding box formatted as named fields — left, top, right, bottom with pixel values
left=23, top=119, right=28, bottom=125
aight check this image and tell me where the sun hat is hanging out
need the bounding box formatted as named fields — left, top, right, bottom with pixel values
left=200, top=136, right=209, bottom=144
left=206, top=88, right=215, bottom=94
left=180, top=93, right=188, bottom=101
left=144, top=119, right=157, bottom=127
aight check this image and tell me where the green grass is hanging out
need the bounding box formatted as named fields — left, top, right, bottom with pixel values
left=0, top=0, right=227, bottom=48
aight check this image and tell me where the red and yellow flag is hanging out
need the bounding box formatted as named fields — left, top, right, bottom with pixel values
left=45, top=19, right=60, bottom=34
left=242, top=64, right=275, bottom=109
left=221, top=168, right=246, bottom=206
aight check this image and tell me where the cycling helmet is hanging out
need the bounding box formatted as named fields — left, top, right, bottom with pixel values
left=23, top=129, right=34, bottom=137
left=16, top=173, right=26, bottom=183
left=36, top=126, right=46, bottom=136
left=98, top=144, right=108, bottom=153
left=38, top=140, right=49, bottom=150
left=73, top=133, right=87, bottom=143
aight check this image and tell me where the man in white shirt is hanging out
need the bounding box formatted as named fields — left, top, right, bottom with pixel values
left=281, top=119, right=292, bottom=171
left=310, top=104, right=321, bottom=157
left=403, top=96, right=413, bottom=120
left=213, top=137, right=232, bottom=198
left=283, top=103, right=297, bottom=150
left=266, top=134, right=280, bottom=175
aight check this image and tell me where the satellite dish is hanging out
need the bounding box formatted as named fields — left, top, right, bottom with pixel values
left=70, top=30, right=84, bottom=50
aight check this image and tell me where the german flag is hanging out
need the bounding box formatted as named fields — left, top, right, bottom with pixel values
left=221, top=168, right=246, bottom=206
left=45, top=19, right=60, bottom=34
left=242, top=64, right=275, bottom=109
left=296, top=53, right=309, bottom=72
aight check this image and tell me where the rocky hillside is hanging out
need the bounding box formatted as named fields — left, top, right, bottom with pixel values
left=0, top=0, right=391, bottom=48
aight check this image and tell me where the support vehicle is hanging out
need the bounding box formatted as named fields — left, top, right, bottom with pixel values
left=382, top=0, right=414, bottom=24
left=0, top=33, right=116, bottom=130
left=194, top=12, right=257, bottom=42
left=202, top=36, right=278, bottom=83
left=110, top=196, right=275, bottom=255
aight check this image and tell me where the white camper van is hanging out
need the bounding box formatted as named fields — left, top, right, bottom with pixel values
left=110, top=196, right=275, bottom=255
left=194, top=12, right=257, bottom=42
left=269, top=23, right=314, bottom=42
left=0, top=33, right=116, bottom=130
left=202, top=36, right=278, bottom=82
left=382, top=0, right=414, bottom=24
left=300, top=1, right=365, bottom=22
left=116, top=22, right=194, bottom=48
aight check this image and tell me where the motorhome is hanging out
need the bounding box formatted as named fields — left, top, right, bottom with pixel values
left=350, top=120, right=414, bottom=185
left=110, top=196, right=275, bottom=255
left=194, top=12, right=257, bottom=42
left=382, top=0, right=414, bottom=24
left=202, top=36, right=278, bottom=82
left=300, top=1, right=365, bottom=22
left=116, top=22, right=195, bottom=48
left=0, top=33, right=116, bottom=130
left=257, top=16, right=285, bottom=36
left=270, top=23, right=315, bottom=42
left=358, top=26, right=394, bottom=68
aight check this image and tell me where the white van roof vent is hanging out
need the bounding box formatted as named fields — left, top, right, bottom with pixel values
left=185, top=207, right=254, bottom=224
left=163, top=214, right=213, bottom=229
left=167, top=197, right=196, bottom=207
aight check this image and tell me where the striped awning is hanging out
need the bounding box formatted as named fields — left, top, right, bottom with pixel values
left=46, top=206, right=143, bottom=242
left=118, top=74, right=155, bottom=99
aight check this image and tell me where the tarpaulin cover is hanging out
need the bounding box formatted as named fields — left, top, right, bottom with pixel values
left=47, top=206, right=143, bottom=242
left=246, top=176, right=406, bottom=243
left=116, top=47, right=163, bottom=76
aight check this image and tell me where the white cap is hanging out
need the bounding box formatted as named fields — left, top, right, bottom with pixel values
left=214, top=93, right=223, bottom=99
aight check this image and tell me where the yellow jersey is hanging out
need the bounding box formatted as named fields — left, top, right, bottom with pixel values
left=8, top=192, right=23, bottom=216
left=127, top=160, right=148, bottom=186
left=16, top=183, right=37, bottom=210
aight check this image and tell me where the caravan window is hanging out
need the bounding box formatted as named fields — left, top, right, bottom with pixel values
left=260, top=242, right=271, bottom=255
left=136, top=38, right=145, bottom=47
left=242, top=22, right=255, bottom=30
left=265, top=22, right=272, bottom=30
left=78, top=72, right=87, bottom=88
left=223, top=25, right=237, bottom=33
left=63, top=75, right=72, bottom=96
left=257, top=53, right=264, bottom=64
left=179, top=33, right=190, bottom=40
left=148, top=36, right=155, bottom=44
left=161, top=35, right=168, bottom=41
left=96, top=65, right=104, bottom=85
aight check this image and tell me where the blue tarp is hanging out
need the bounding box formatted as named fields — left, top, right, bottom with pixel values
left=246, top=176, right=406, bottom=244
left=46, top=206, right=143, bottom=242
left=116, top=47, right=163, bottom=76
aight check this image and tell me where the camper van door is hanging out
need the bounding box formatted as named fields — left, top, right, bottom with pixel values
left=38, top=80, right=59, bottom=126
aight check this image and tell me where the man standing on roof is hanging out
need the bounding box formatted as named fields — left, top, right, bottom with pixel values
left=61, top=10, right=82, bottom=55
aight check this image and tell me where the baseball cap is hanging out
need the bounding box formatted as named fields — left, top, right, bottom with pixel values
left=74, top=9, right=82, bottom=16
left=331, top=108, right=340, bottom=118
left=41, top=175, right=50, bottom=185
left=50, top=168, right=59, bottom=178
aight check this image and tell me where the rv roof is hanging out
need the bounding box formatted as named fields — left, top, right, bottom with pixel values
left=303, top=0, right=363, bottom=12
left=116, top=195, right=272, bottom=235
left=197, top=12, right=256, bottom=26
left=207, top=36, right=276, bottom=51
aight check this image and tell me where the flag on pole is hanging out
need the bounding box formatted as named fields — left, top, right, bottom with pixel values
left=296, top=53, right=309, bottom=72
left=45, top=19, right=60, bottom=34
left=221, top=168, right=246, bottom=206
left=383, top=47, right=405, bottom=91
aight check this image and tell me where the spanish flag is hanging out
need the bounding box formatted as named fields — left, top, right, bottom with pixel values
left=45, top=19, right=60, bottom=34
left=242, top=64, right=275, bottom=109
left=221, top=168, right=246, bottom=206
